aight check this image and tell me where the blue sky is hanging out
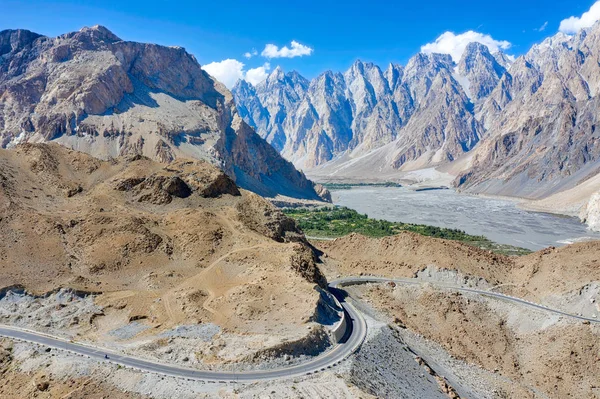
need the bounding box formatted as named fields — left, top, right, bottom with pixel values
left=1, top=0, right=600, bottom=87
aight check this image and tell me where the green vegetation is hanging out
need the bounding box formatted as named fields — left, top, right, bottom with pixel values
left=320, top=182, right=402, bottom=190
left=284, top=206, right=532, bottom=256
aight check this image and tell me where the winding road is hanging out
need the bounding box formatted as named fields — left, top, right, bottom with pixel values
left=0, top=277, right=597, bottom=382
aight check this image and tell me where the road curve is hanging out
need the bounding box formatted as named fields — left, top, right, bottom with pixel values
left=0, top=277, right=596, bottom=383
left=0, top=280, right=366, bottom=383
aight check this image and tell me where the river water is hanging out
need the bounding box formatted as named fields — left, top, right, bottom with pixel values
left=331, top=187, right=600, bottom=251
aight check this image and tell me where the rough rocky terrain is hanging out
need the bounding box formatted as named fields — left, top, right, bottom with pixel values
left=2, top=157, right=600, bottom=398
left=234, top=55, right=483, bottom=172
left=316, top=233, right=600, bottom=398
left=353, top=283, right=600, bottom=398
left=0, top=26, right=328, bottom=202
left=317, top=232, right=600, bottom=307
left=0, top=143, right=330, bottom=368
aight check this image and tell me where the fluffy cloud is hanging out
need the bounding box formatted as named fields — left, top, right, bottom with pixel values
left=202, top=59, right=245, bottom=88
left=261, top=41, right=313, bottom=58
left=202, top=59, right=270, bottom=88
left=245, top=63, right=271, bottom=85
left=559, top=1, right=600, bottom=34
left=244, top=49, right=258, bottom=59
left=421, top=31, right=512, bottom=62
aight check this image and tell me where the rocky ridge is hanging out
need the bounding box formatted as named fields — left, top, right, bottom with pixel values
left=232, top=47, right=508, bottom=172
left=0, top=25, right=328, bottom=202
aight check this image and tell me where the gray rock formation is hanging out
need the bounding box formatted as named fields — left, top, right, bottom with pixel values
left=233, top=56, right=484, bottom=172
left=457, top=42, right=507, bottom=101
left=0, top=26, right=328, bottom=201
left=457, top=24, right=600, bottom=200
left=581, top=192, right=600, bottom=232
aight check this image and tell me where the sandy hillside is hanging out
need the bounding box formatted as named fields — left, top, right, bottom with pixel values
left=317, top=232, right=600, bottom=398
left=317, top=232, right=600, bottom=301
left=354, top=283, right=600, bottom=399
left=0, top=143, right=325, bottom=360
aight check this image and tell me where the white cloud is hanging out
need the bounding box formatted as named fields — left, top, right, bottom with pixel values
left=538, top=21, right=548, bottom=32
left=202, top=59, right=271, bottom=88
left=261, top=40, right=313, bottom=58
left=202, top=59, right=245, bottom=88
left=559, top=1, right=600, bottom=34
left=244, top=49, right=258, bottom=59
left=245, top=63, right=271, bottom=85
left=421, top=31, right=512, bottom=62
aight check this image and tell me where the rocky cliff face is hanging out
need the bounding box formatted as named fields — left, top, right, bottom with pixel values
left=0, top=26, right=328, bottom=202
left=456, top=25, right=600, bottom=200
left=233, top=53, right=498, bottom=173
left=457, top=42, right=506, bottom=101
left=580, top=192, right=600, bottom=232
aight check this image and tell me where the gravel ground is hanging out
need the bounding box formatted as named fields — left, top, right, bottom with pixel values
left=160, top=324, right=221, bottom=341
left=344, top=312, right=448, bottom=398
left=109, top=322, right=152, bottom=340
left=0, top=288, right=102, bottom=339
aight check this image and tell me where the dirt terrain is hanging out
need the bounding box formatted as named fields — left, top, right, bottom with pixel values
left=317, top=232, right=600, bottom=303
left=318, top=233, right=600, bottom=398
left=0, top=143, right=325, bottom=365
left=2, top=144, right=600, bottom=398
left=353, top=284, right=600, bottom=398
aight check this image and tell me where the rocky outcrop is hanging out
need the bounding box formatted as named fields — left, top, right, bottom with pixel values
left=0, top=26, right=327, bottom=202
left=581, top=192, right=600, bottom=231
left=113, top=157, right=241, bottom=204
left=235, top=191, right=306, bottom=243
left=456, top=24, right=600, bottom=200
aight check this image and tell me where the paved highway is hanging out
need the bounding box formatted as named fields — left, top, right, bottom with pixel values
left=0, top=277, right=596, bottom=382
left=0, top=280, right=367, bottom=382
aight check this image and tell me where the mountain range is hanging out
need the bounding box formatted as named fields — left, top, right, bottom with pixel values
left=232, top=43, right=504, bottom=172
left=0, top=26, right=329, bottom=202
left=233, top=24, right=600, bottom=228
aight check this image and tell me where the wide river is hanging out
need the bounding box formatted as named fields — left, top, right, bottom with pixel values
left=331, top=187, right=600, bottom=251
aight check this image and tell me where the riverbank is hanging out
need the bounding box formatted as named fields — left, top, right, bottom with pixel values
left=324, top=186, right=600, bottom=251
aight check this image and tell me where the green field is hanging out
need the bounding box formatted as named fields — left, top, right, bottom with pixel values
left=284, top=206, right=532, bottom=256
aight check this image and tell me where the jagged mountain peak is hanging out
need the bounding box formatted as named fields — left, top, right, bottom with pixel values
left=233, top=50, right=478, bottom=171
left=456, top=41, right=507, bottom=101
left=79, top=25, right=121, bottom=40
left=492, top=51, right=513, bottom=70
left=266, top=65, right=285, bottom=82
left=413, top=52, right=453, bottom=64
left=0, top=25, right=327, bottom=202
left=232, top=78, right=255, bottom=94
left=529, top=32, right=572, bottom=56
left=286, top=70, right=307, bottom=83
left=460, top=42, right=500, bottom=69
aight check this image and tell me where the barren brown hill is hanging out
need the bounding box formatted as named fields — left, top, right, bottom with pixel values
left=0, top=143, right=325, bottom=361
left=317, top=232, right=514, bottom=284
left=319, top=233, right=600, bottom=398
left=357, top=284, right=600, bottom=399
left=317, top=232, right=600, bottom=300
